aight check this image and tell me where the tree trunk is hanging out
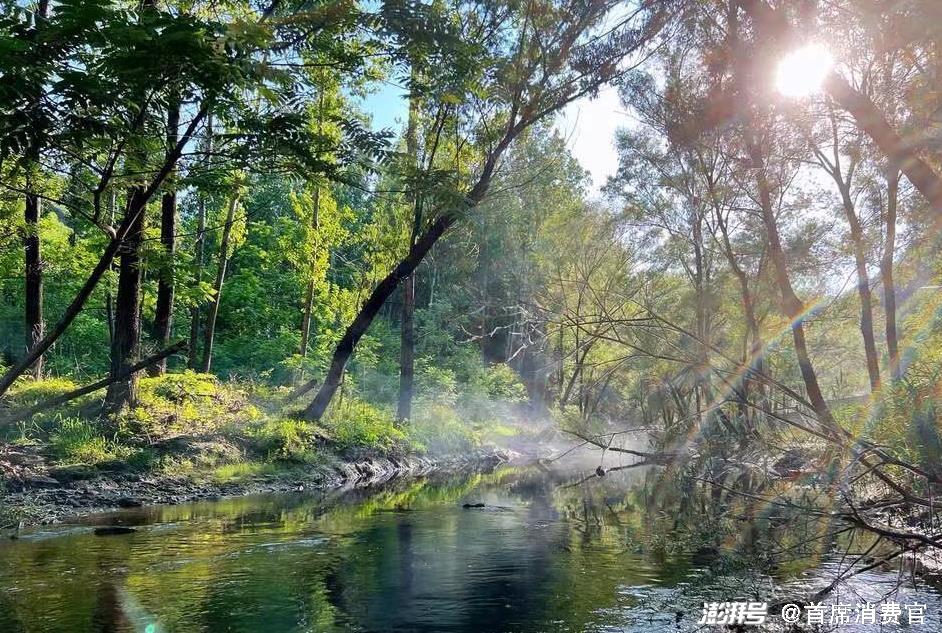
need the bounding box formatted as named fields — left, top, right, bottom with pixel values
left=3, top=340, right=187, bottom=427
left=299, top=279, right=315, bottom=358
left=300, top=109, right=520, bottom=420
left=0, top=103, right=207, bottom=398
left=838, top=185, right=881, bottom=392
left=24, top=185, right=43, bottom=381
left=299, top=187, right=320, bottom=359
left=398, top=79, right=421, bottom=422
left=738, top=0, right=942, bottom=214
left=201, top=193, right=239, bottom=373
left=883, top=166, right=900, bottom=380
left=714, top=207, right=763, bottom=380
left=104, top=189, right=147, bottom=413
left=151, top=99, right=181, bottom=376
left=22, top=0, right=49, bottom=381
left=743, top=126, right=837, bottom=432
left=826, top=75, right=942, bottom=214
left=189, top=117, right=212, bottom=370
left=397, top=273, right=416, bottom=420
left=189, top=195, right=207, bottom=369
left=302, top=211, right=458, bottom=421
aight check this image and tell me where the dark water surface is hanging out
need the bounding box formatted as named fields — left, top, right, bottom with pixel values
left=2, top=461, right=941, bottom=632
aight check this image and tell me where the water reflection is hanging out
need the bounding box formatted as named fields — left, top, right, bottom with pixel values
left=1, top=461, right=940, bottom=632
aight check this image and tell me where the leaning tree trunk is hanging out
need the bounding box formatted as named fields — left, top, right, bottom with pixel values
left=104, top=188, right=148, bottom=413
left=201, top=193, right=239, bottom=373
left=151, top=98, right=181, bottom=376
left=302, top=211, right=458, bottom=421
left=744, top=127, right=838, bottom=433
left=0, top=104, right=207, bottom=398
left=883, top=166, right=901, bottom=380
left=299, top=140, right=513, bottom=421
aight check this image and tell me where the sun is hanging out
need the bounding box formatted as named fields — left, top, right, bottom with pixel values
left=775, top=44, right=833, bottom=98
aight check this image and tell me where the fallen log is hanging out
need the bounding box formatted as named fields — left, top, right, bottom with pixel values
left=0, top=339, right=187, bottom=426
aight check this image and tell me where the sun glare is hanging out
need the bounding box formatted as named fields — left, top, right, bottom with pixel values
left=775, top=44, right=833, bottom=98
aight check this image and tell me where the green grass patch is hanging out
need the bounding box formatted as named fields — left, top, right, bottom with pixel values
left=48, top=416, right=135, bottom=465
left=211, top=460, right=283, bottom=483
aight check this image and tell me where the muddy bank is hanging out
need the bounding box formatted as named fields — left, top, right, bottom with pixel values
left=1, top=447, right=515, bottom=528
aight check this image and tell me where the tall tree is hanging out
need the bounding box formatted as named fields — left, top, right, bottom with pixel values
left=201, top=188, right=243, bottom=373
left=806, top=106, right=881, bottom=392
left=104, top=185, right=148, bottom=412
left=742, top=121, right=837, bottom=432
left=22, top=0, right=50, bottom=380
left=151, top=97, right=181, bottom=376
left=882, top=165, right=901, bottom=380
left=299, top=0, right=666, bottom=421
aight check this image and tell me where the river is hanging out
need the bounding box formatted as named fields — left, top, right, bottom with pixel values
left=1, top=459, right=941, bottom=632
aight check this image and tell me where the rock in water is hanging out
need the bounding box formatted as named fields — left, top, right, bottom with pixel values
left=94, top=526, right=137, bottom=536
left=116, top=497, right=143, bottom=508
left=462, top=502, right=486, bottom=508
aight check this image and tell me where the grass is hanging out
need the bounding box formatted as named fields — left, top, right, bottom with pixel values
left=211, top=460, right=284, bottom=483
left=49, top=416, right=136, bottom=465
left=3, top=372, right=521, bottom=485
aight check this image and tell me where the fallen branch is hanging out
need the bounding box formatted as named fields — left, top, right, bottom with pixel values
left=563, top=429, right=678, bottom=461
left=1, top=339, right=188, bottom=426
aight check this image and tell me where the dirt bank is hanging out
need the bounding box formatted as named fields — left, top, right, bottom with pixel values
left=1, top=445, right=515, bottom=528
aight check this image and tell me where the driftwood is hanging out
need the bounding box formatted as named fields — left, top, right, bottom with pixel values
left=1, top=339, right=187, bottom=426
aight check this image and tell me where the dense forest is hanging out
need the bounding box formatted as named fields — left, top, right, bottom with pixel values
left=3, top=0, right=942, bottom=603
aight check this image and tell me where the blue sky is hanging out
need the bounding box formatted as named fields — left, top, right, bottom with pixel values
left=357, top=83, right=626, bottom=195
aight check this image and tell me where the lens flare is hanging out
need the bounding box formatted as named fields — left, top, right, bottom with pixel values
left=775, top=44, right=833, bottom=97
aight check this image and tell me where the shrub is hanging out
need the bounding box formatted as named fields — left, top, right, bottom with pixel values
left=476, top=364, right=528, bottom=403
left=409, top=402, right=480, bottom=454
left=120, top=371, right=261, bottom=438
left=325, top=398, right=407, bottom=452
left=248, top=418, right=321, bottom=463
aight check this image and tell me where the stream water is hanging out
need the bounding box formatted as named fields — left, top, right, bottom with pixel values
left=2, top=459, right=941, bottom=632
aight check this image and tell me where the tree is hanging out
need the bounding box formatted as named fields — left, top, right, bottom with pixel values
left=298, top=0, right=667, bottom=421
left=151, top=97, right=181, bottom=376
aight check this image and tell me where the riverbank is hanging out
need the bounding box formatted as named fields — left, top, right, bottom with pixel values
left=1, top=444, right=515, bottom=528
left=0, top=372, right=535, bottom=528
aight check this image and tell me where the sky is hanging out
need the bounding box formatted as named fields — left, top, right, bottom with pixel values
left=555, top=85, right=626, bottom=194
left=358, top=83, right=627, bottom=196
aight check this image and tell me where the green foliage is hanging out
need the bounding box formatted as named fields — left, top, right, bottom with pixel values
left=324, top=398, right=407, bottom=453
left=48, top=417, right=132, bottom=465
left=474, top=364, right=528, bottom=403
left=247, top=418, right=322, bottom=464
left=409, top=403, right=481, bottom=454
left=119, top=372, right=262, bottom=438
